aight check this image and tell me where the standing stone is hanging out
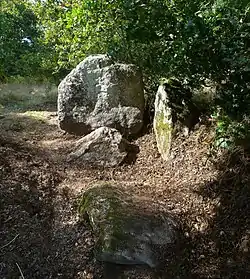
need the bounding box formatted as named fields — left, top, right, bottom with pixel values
left=68, top=127, right=129, bottom=167
left=154, top=78, right=200, bottom=160
left=58, top=54, right=144, bottom=136
left=153, top=84, right=173, bottom=161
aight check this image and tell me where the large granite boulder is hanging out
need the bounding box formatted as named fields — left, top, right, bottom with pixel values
left=58, top=54, right=144, bottom=136
left=154, top=78, right=200, bottom=160
left=79, top=184, right=179, bottom=268
left=68, top=127, right=129, bottom=167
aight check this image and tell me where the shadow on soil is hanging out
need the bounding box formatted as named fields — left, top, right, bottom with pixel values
left=0, top=119, right=193, bottom=279
left=1, top=110, right=250, bottom=278
left=0, top=136, right=100, bottom=279
left=0, top=114, right=144, bottom=279
left=191, top=148, right=250, bottom=278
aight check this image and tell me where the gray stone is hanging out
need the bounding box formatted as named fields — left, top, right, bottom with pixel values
left=153, top=84, right=173, bottom=161
left=154, top=78, right=200, bottom=160
left=58, top=54, right=144, bottom=136
left=79, top=184, right=179, bottom=267
left=68, top=127, right=129, bottom=167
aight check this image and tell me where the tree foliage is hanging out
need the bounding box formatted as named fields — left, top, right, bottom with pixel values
left=0, top=0, right=43, bottom=77
left=1, top=0, right=250, bottom=143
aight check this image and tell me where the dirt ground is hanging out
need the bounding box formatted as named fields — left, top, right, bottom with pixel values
left=0, top=105, right=250, bottom=278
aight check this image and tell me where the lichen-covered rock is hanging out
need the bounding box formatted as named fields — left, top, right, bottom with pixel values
left=68, top=127, right=129, bottom=167
left=154, top=78, right=200, bottom=160
left=153, top=85, right=173, bottom=161
left=58, top=54, right=144, bottom=136
left=79, top=184, right=179, bottom=268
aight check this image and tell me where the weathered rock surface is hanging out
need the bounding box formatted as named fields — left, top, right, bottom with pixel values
left=68, top=127, right=129, bottom=167
left=79, top=184, right=179, bottom=268
left=153, top=84, right=173, bottom=161
left=154, top=78, right=200, bottom=160
left=58, top=54, right=144, bottom=136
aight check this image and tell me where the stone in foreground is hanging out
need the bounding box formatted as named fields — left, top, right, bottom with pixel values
left=79, top=184, right=179, bottom=267
left=58, top=54, right=144, bottom=136
left=68, top=127, right=129, bottom=167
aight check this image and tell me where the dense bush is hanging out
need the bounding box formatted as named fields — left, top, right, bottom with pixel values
left=1, top=0, right=250, bottom=145
left=0, top=0, right=55, bottom=81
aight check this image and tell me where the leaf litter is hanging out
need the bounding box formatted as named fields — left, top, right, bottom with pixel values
left=0, top=112, right=250, bottom=278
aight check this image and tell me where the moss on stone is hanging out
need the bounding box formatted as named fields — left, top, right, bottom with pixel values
left=78, top=183, right=129, bottom=236
left=78, top=183, right=137, bottom=260
left=78, top=183, right=179, bottom=267
left=155, top=111, right=171, bottom=134
left=154, top=111, right=172, bottom=156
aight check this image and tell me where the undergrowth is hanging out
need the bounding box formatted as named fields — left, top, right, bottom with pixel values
left=0, top=82, right=58, bottom=112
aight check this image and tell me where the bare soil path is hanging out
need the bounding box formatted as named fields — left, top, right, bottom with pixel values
left=0, top=85, right=249, bottom=278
